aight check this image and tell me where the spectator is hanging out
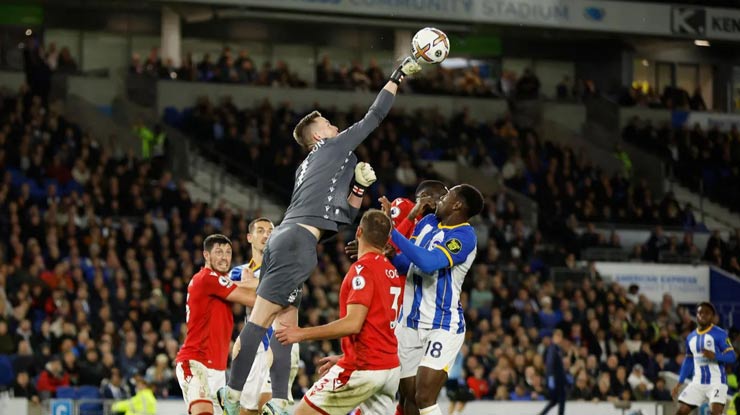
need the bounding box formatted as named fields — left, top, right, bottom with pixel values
left=467, top=366, right=490, bottom=399
left=626, top=364, right=653, bottom=400
left=144, top=353, right=174, bottom=398
left=101, top=368, right=129, bottom=400
left=651, top=378, right=672, bottom=401
left=12, top=371, right=40, bottom=404
left=569, top=370, right=593, bottom=400
left=556, top=76, right=570, bottom=100
left=57, top=47, right=78, bottom=73
left=78, top=348, right=105, bottom=386
left=36, top=356, right=70, bottom=397
left=0, top=320, right=15, bottom=353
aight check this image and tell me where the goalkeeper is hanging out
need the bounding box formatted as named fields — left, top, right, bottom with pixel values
left=220, top=57, right=422, bottom=415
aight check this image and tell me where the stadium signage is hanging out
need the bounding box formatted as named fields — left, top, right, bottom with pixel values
left=175, top=0, right=740, bottom=40
left=480, top=0, right=570, bottom=24
left=594, top=262, right=710, bottom=304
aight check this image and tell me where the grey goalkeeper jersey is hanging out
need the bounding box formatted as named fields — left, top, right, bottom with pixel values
left=281, top=89, right=395, bottom=234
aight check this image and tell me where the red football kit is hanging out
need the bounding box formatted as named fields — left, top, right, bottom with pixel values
left=337, top=253, right=403, bottom=371
left=389, top=197, right=417, bottom=242
left=175, top=267, right=237, bottom=370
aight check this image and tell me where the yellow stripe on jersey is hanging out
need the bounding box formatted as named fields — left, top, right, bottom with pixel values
left=697, top=324, right=714, bottom=335
left=434, top=245, right=454, bottom=267
left=248, top=259, right=260, bottom=272
left=437, top=222, right=470, bottom=229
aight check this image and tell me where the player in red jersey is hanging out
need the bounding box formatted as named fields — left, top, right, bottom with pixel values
left=175, top=234, right=258, bottom=415
left=275, top=210, right=403, bottom=415
left=347, top=180, right=448, bottom=258
left=345, top=181, right=447, bottom=415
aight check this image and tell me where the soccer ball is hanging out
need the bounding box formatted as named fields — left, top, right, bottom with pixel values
left=412, top=27, right=450, bottom=64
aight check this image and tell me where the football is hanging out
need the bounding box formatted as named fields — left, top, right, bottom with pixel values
left=412, top=27, right=450, bottom=64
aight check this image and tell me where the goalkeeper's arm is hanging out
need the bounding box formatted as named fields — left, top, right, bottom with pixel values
left=332, top=57, right=422, bottom=153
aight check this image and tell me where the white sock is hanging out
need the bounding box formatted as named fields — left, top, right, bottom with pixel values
left=227, top=386, right=240, bottom=401
left=420, top=404, right=443, bottom=415
left=271, top=398, right=289, bottom=408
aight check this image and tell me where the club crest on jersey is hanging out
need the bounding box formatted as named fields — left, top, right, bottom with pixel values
left=354, top=265, right=364, bottom=274
left=352, top=276, right=366, bottom=290
left=445, top=238, right=462, bottom=254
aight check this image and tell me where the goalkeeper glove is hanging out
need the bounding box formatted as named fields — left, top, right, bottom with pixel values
left=389, top=56, right=422, bottom=85
left=352, top=162, right=376, bottom=197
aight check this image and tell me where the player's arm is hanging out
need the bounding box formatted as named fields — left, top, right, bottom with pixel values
left=391, top=252, right=411, bottom=275
left=709, top=332, right=737, bottom=363
left=332, top=58, right=421, bottom=153
left=225, top=286, right=256, bottom=308
left=390, top=229, right=450, bottom=273
left=275, top=304, right=368, bottom=344
left=673, top=339, right=694, bottom=399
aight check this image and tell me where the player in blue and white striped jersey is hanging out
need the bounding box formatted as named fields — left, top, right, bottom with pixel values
left=389, top=184, right=484, bottom=415
left=229, top=218, right=276, bottom=415
left=673, top=302, right=736, bottom=415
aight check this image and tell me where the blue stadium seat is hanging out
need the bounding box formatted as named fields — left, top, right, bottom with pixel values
left=56, top=386, right=76, bottom=399
left=0, top=355, right=14, bottom=386
left=76, top=385, right=101, bottom=399
left=164, top=107, right=183, bottom=128
left=78, top=385, right=104, bottom=415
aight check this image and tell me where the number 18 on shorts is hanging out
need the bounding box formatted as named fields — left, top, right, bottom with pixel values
left=397, top=326, right=465, bottom=379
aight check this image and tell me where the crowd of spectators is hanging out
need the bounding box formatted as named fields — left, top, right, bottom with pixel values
left=22, top=39, right=78, bottom=105
left=171, top=91, right=740, bottom=275
left=130, top=47, right=307, bottom=88
left=1, top=81, right=739, bottom=412
left=618, top=84, right=707, bottom=111
left=622, top=117, right=740, bottom=213
left=133, top=46, right=558, bottom=99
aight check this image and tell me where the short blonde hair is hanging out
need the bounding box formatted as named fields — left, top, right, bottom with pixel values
left=293, top=110, right=322, bottom=150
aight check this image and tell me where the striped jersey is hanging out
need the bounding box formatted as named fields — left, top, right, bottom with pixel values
left=686, top=325, right=733, bottom=385
left=403, top=214, right=477, bottom=333
left=230, top=259, right=271, bottom=351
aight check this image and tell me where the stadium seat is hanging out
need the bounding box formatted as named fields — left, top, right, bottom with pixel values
left=56, top=386, right=76, bottom=399
left=0, top=355, right=14, bottom=386
left=78, top=385, right=104, bottom=415
left=76, top=385, right=101, bottom=399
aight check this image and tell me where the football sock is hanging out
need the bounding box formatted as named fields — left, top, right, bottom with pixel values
left=269, top=334, right=294, bottom=399
left=227, top=321, right=268, bottom=391
left=419, top=404, right=442, bottom=415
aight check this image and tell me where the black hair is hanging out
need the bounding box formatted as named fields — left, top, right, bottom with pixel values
left=415, top=180, right=447, bottom=196
left=456, top=184, right=484, bottom=218
left=203, top=234, right=232, bottom=252
left=698, top=301, right=716, bottom=316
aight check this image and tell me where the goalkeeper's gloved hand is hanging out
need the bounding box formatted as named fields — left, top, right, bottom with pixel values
left=389, top=56, right=422, bottom=85
left=352, top=162, right=377, bottom=197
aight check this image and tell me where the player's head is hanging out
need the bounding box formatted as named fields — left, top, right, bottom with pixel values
left=356, top=209, right=392, bottom=251
left=435, top=184, right=484, bottom=222
left=696, top=301, right=716, bottom=328
left=247, top=217, right=274, bottom=254
left=415, top=180, right=448, bottom=215
left=203, top=234, right=233, bottom=274
left=293, top=110, right=339, bottom=150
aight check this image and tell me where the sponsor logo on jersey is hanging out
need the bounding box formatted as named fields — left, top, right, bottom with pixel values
left=352, top=276, right=366, bottom=290
left=445, top=238, right=462, bottom=254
